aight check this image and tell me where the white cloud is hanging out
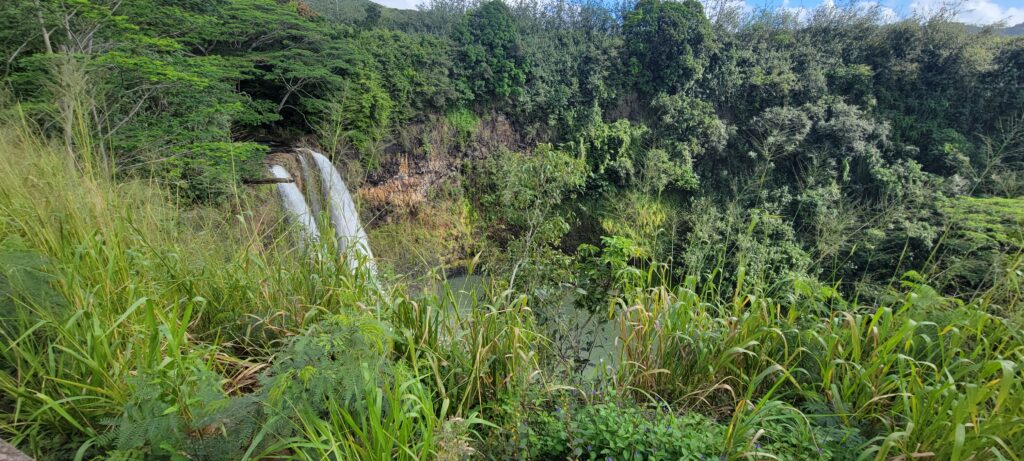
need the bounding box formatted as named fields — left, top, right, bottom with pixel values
left=372, top=0, right=420, bottom=10
left=780, top=0, right=817, bottom=22
left=778, top=0, right=900, bottom=24
left=371, top=0, right=1024, bottom=23
left=911, top=0, right=1024, bottom=25
left=858, top=1, right=900, bottom=23
left=700, top=0, right=756, bottom=23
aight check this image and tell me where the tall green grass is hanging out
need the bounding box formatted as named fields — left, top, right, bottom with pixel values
left=611, top=266, right=1024, bottom=460
left=2, top=91, right=1023, bottom=460
left=0, top=110, right=537, bottom=459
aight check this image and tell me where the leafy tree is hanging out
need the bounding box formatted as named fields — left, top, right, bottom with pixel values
left=452, top=0, right=527, bottom=105
left=361, top=2, right=383, bottom=29
left=865, top=20, right=992, bottom=175
left=512, top=2, right=621, bottom=140
left=313, top=72, right=394, bottom=167
left=649, top=92, right=727, bottom=189
left=983, top=39, right=1024, bottom=127
left=622, top=0, right=713, bottom=98
left=568, top=118, right=648, bottom=188
left=348, top=29, right=457, bottom=122
left=472, top=145, right=587, bottom=290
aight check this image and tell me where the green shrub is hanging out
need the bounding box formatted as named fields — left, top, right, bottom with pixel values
left=522, top=400, right=859, bottom=461
left=445, top=108, right=479, bottom=148
left=262, top=314, right=392, bottom=416
left=153, top=142, right=267, bottom=204
left=109, top=351, right=260, bottom=461
left=936, top=196, right=1024, bottom=298
left=566, top=118, right=648, bottom=188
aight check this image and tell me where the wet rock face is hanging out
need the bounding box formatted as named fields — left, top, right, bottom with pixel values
left=359, top=155, right=453, bottom=213
left=264, top=152, right=304, bottom=191
left=358, top=114, right=520, bottom=218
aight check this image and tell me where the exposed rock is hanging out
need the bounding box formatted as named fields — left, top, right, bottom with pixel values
left=264, top=152, right=303, bottom=191
left=359, top=113, right=520, bottom=216
left=359, top=155, right=452, bottom=212
left=0, top=440, right=32, bottom=461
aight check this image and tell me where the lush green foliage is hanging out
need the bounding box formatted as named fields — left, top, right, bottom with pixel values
left=3, top=0, right=1024, bottom=460
left=623, top=0, right=713, bottom=98
left=516, top=399, right=862, bottom=461
left=452, top=0, right=527, bottom=104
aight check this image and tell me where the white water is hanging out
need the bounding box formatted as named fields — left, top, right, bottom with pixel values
left=297, top=152, right=321, bottom=217
left=269, top=165, right=321, bottom=245
left=308, top=151, right=374, bottom=268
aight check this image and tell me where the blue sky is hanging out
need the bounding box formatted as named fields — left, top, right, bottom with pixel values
left=769, top=0, right=1024, bottom=24
left=370, top=0, right=1024, bottom=25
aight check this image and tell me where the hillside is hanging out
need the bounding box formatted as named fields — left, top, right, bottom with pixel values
left=966, top=21, right=1024, bottom=36
left=305, top=0, right=428, bottom=28
left=1, top=0, right=1023, bottom=460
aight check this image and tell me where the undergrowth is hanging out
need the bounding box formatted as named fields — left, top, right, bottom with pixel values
left=0, top=111, right=1022, bottom=460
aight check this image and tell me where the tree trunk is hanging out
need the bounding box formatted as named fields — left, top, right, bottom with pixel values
left=244, top=177, right=296, bottom=185
left=33, top=0, right=53, bottom=54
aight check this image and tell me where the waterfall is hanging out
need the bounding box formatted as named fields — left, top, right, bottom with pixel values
left=267, top=149, right=374, bottom=271
left=269, top=165, right=321, bottom=245
left=308, top=151, right=374, bottom=268
left=297, top=152, right=321, bottom=218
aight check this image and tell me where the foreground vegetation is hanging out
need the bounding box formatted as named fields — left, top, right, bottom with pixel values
left=2, top=0, right=1024, bottom=459
left=1, top=117, right=1021, bottom=459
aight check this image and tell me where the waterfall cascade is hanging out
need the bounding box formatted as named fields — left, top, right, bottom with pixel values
left=268, top=150, right=373, bottom=270
left=296, top=153, right=322, bottom=218
left=269, top=164, right=320, bottom=244
left=308, top=151, right=374, bottom=264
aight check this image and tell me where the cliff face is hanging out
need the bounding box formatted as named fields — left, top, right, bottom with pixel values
left=357, top=113, right=519, bottom=219
left=264, top=152, right=304, bottom=190
left=359, top=155, right=452, bottom=211
left=345, top=115, right=522, bottom=275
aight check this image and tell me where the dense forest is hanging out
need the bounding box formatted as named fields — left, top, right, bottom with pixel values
left=1, top=0, right=1022, bottom=459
